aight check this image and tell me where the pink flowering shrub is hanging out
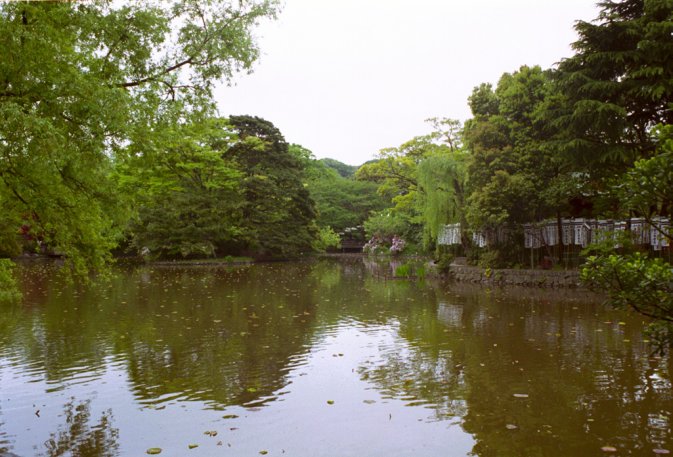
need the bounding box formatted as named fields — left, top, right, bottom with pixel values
left=389, top=235, right=406, bottom=255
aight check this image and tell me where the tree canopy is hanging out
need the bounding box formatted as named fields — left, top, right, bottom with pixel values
left=555, top=0, right=673, bottom=169
left=0, top=0, right=279, bottom=274
left=227, top=115, right=317, bottom=257
left=3, top=0, right=673, bottom=353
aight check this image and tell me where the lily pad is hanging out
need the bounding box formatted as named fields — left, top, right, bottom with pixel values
left=146, top=448, right=162, bottom=455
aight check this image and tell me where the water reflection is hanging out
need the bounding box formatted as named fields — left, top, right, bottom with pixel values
left=42, top=399, right=119, bottom=457
left=0, top=258, right=670, bottom=456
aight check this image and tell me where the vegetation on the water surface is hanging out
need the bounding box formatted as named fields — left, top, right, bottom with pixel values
left=151, top=256, right=254, bottom=265
left=0, top=2, right=672, bottom=344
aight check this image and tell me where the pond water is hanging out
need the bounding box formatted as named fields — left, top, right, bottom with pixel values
left=0, top=257, right=671, bottom=457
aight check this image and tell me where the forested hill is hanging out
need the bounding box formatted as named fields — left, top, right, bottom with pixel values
left=318, top=159, right=359, bottom=178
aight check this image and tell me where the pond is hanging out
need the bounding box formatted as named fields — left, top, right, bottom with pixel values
left=0, top=257, right=671, bottom=457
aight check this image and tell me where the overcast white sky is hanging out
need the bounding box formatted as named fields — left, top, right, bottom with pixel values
left=214, top=0, right=599, bottom=165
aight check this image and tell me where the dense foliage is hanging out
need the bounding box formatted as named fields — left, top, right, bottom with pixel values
left=118, top=115, right=244, bottom=259
left=581, top=125, right=673, bottom=351
left=0, top=0, right=279, bottom=274
left=227, top=115, right=318, bottom=257
left=2, top=0, right=672, bottom=348
left=356, top=118, right=463, bottom=250
left=304, top=157, right=386, bottom=236
left=353, top=1, right=673, bottom=346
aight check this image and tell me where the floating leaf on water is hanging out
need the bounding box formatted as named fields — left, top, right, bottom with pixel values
left=513, top=394, right=529, bottom=398
left=188, top=444, right=198, bottom=449
left=204, top=430, right=218, bottom=437
left=654, top=450, right=671, bottom=455
left=259, top=451, right=268, bottom=455
left=327, top=400, right=335, bottom=405
left=222, top=414, right=239, bottom=419
left=505, top=424, right=518, bottom=430
left=146, top=448, right=162, bottom=455
left=601, top=446, right=618, bottom=453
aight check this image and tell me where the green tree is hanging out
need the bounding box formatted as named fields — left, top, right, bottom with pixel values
left=312, top=226, right=342, bottom=252
left=0, top=259, right=21, bottom=303
left=307, top=166, right=386, bottom=234
left=466, top=67, right=558, bottom=225
left=227, top=116, right=317, bottom=257
left=357, top=119, right=460, bottom=247
left=0, top=0, right=278, bottom=276
left=118, top=115, right=244, bottom=259
left=555, top=0, right=673, bottom=171
left=416, top=120, right=469, bottom=250
left=548, top=0, right=673, bottom=349
left=464, top=66, right=581, bottom=265
left=581, top=126, right=673, bottom=351
left=289, top=144, right=385, bottom=237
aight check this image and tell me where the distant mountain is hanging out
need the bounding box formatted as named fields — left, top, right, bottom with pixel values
left=319, top=158, right=359, bottom=178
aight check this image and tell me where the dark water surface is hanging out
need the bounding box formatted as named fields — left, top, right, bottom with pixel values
left=0, top=257, right=671, bottom=456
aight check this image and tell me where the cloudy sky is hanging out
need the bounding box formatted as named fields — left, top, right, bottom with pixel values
left=215, top=0, right=599, bottom=165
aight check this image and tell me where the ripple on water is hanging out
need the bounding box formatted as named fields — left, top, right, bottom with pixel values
left=0, top=419, right=14, bottom=454
left=43, top=363, right=108, bottom=391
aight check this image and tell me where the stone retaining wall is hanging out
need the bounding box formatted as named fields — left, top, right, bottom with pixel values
left=449, top=265, right=581, bottom=288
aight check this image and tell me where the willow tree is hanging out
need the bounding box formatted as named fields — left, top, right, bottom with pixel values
left=356, top=118, right=461, bottom=247
left=0, top=0, right=278, bottom=276
left=416, top=120, right=469, bottom=250
left=355, top=135, right=430, bottom=244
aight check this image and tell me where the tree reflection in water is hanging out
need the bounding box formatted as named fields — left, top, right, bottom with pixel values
left=3, top=259, right=672, bottom=456
left=350, top=281, right=673, bottom=456
left=0, top=414, right=13, bottom=457
left=42, top=399, right=118, bottom=457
